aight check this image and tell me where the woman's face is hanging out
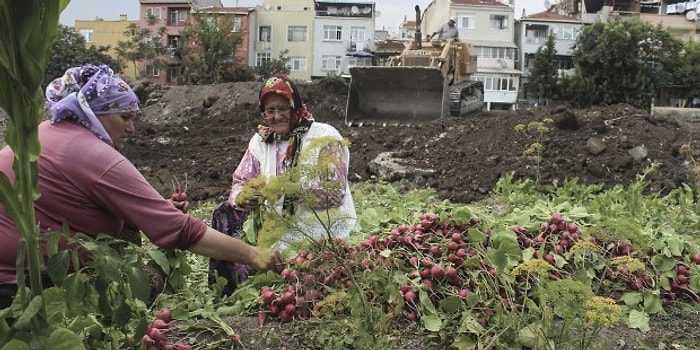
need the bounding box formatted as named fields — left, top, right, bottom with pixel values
left=98, top=112, right=137, bottom=151
left=262, top=94, right=292, bottom=138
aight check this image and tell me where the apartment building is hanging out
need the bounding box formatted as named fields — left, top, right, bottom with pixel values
left=312, top=1, right=376, bottom=79
left=139, top=0, right=254, bottom=85
left=74, top=15, right=139, bottom=80
left=423, top=0, right=521, bottom=111
left=514, top=10, right=581, bottom=107
left=254, top=0, right=316, bottom=81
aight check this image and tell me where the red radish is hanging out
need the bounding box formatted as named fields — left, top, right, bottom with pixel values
left=268, top=304, right=280, bottom=316
left=258, top=311, right=267, bottom=327
left=261, top=290, right=275, bottom=305
left=170, top=190, right=187, bottom=202
left=445, top=266, right=458, bottom=279
left=406, top=311, right=418, bottom=321
left=422, top=279, right=433, bottom=288
left=544, top=254, right=555, bottom=265
left=404, top=290, right=417, bottom=303
left=451, top=232, right=462, bottom=243
left=156, top=308, right=172, bottom=323
left=142, top=335, right=155, bottom=345
left=232, top=334, right=242, bottom=343
left=458, top=289, right=469, bottom=299
left=151, top=319, right=168, bottom=330
left=430, top=245, right=441, bottom=256
left=677, top=275, right=688, bottom=284
left=447, top=241, right=459, bottom=252
left=284, top=303, right=297, bottom=316
left=430, top=264, right=444, bottom=279
left=399, top=284, right=411, bottom=294
left=149, top=327, right=166, bottom=343
left=693, top=253, right=700, bottom=264
left=677, top=265, right=687, bottom=275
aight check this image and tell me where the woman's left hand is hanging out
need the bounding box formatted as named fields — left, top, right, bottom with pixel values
left=171, top=199, right=190, bottom=213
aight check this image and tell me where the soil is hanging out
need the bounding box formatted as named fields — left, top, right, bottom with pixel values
left=127, top=77, right=700, bottom=206
left=122, top=78, right=700, bottom=350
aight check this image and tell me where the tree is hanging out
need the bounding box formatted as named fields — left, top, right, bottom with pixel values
left=178, top=13, right=243, bottom=84
left=528, top=34, right=560, bottom=105
left=44, top=25, right=123, bottom=88
left=568, top=19, right=683, bottom=110
left=115, top=23, right=168, bottom=79
left=675, top=41, right=700, bottom=98
left=255, top=49, right=291, bottom=81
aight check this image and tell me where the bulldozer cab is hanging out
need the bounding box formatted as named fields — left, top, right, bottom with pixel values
left=345, top=38, right=483, bottom=126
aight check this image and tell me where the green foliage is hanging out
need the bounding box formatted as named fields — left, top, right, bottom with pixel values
left=44, top=25, right=124, bottom=88
left=529, top=34, right=561, bottom=104
left=514, top=118, right=554, bottom=186
left=567, top=18, right=683, bottom=109
left=178, top=13, right=244, bottom=84
left=0, top=1, right=70, bottom=347
left=115, top=22, right=168, bottom=79
left=254, top=49, right=291, bottom=81
left=672, top=40, right=700, bottom=97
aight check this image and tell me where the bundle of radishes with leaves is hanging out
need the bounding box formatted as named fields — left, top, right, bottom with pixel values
left=243, top=207, right=699, bottom=344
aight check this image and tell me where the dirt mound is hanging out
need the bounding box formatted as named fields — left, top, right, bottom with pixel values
left=126, top=78, right=699, bottom=204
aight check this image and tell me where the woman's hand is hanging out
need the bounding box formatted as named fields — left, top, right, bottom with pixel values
left=251, top=247, right=284, bottom=273
left=171, top=199, right=190, bottom=213
left=235, top=191, right=263, bottom=210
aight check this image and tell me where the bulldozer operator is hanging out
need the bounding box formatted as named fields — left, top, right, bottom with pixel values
left=428, top=17, right=459, bottom=40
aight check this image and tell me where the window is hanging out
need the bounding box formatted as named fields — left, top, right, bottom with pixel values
left=458, top=14, right=476, bottom=29
left=556, top=26, right=578, bottom=40
left=477, top=47, right=515, bottom=59
left=288, top=56, right=307, bottom=72
left=232, top=17, right=242, bottom=32
left=167, top=35, right=180, bottom=48
left=169, top=9, right=187, bottom=26
left=321, top=55, right=342, bottom=70
left=350, top=26, right=366, bottom=42
left=474, top=75, right=516, bottom=92
left=323, top=25, right=342, bottom=41
left=256, top=52, right=271, bottom=66
left=167, top=66, right=184, bottom=83
left=167, top=35, right=180, bottom=58
left=144, top=63, right=160, bottom=77
left=347, top=57, right=371, bottom=67
left=259, top=26, right=271, bottom=42
left=146, top=7, right=161, bottom=20
left=489, top=15, right=509, bottom=30
left=79, top=29, right=93, bottom=43
left=287, top=26, right=307, bottom=42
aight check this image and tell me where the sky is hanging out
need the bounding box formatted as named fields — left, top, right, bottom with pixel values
left=60, top=0, right=546, bottom=32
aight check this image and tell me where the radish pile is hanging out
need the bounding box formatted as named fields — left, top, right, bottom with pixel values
left=141, top=308, right=193, bottom=350
left=252, top=210, right=699, bottom=326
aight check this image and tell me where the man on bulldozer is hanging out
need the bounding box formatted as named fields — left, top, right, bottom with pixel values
left=428, top=17, right=459, bottom=40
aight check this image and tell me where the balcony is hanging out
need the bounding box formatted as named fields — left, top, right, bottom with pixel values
left=346, top=39, right=374, bottom=52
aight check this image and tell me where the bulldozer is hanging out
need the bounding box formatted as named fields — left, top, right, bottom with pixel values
left=345, top=6, right=484, bottom=126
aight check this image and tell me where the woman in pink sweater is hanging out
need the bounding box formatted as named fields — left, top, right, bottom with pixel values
left=0, top=65, right=282, bottom=308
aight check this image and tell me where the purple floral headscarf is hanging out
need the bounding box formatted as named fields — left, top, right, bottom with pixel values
left=45, top=64, right=140, bottom=147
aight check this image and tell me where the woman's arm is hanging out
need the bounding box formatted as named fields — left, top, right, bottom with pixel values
left=188, top=226, right=282, bottom=272
left=229, top=148, right=262, bottom=209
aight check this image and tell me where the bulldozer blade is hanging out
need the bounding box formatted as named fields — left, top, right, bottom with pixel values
left=345, top=66, right=449, bottom=126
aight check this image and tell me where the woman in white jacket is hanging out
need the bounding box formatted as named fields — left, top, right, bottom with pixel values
left=209, top=73, right=356, bottom=294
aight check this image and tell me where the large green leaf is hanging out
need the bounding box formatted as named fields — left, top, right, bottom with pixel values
left=46, top=328, right=86, bottom=350
left=628, top=309, right=650, bottom=333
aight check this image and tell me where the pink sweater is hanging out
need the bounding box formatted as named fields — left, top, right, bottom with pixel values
left=0, top=121, right=206, bottom=283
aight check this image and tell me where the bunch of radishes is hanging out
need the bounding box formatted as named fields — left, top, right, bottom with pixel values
left=170, top=176, right=188, bottom=202
left=252, top=210, right=700, bottom=327
left=141, top=308, right=193, bottom=350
